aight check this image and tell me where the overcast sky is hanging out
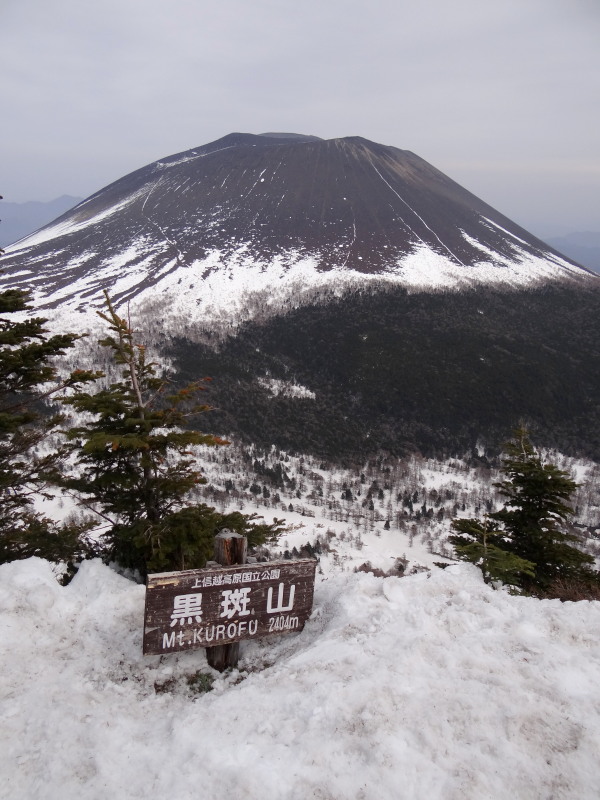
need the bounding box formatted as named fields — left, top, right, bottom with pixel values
left=2, top=0, right=599, bottom=236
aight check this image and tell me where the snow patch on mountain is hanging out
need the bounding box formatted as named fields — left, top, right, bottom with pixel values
left=5, top=189, right=146, bottom=251
left=481, top=216, right=532, bottom=248
left=16, top=235, right=587, bottom=339
left=257, top=378, right=316, bottom=399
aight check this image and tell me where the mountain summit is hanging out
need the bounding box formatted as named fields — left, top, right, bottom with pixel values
left=0, top=133, right=591, bottom=330
left=1, top=134, right=599, bottom=459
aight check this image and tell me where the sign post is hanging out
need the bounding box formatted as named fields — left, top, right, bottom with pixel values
left=143, top=540, right=317, bottom=670
left=207, top=530, right=247, bottom=671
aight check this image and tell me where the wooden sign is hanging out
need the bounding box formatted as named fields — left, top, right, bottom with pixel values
left=143, top=559, right=317, bottom=655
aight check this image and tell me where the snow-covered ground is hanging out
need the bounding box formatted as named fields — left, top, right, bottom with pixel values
left=2, top=556, right=600, bottom=799
left=37, top=439, right=600, bottom=575
left=7, top=441, right=599, bottom=798
left=192, top=442, right=600, bottom=573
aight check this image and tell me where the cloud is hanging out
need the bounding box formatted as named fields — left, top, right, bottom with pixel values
left=1, top=0, right=598, bottom=231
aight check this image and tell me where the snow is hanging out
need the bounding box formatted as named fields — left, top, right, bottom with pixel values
left=1, top=556, right=600, bottom=799
left=5, top=190, right=146, bottom=251
left=482, top=216, right=532, bottom=248
left=34, top=439, right=600, bottom=576
left=369, top=162, right=465, bottom=266
left=257, top=377, right=316, bottom=399
left=2, top=192, right=591, bottom=341
left=20, top=236, right=586, bottom=343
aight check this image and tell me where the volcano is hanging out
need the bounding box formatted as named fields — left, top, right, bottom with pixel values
left=0, top=133, right=591, bottom=334
left=2, top=134, right=599, bottom=460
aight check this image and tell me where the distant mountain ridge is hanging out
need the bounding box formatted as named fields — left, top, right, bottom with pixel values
left=543, top=232, right=600, bottom=275
left=0, top=195, right=82, bottom=248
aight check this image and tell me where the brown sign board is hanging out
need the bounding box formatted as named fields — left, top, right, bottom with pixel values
left=143, top=559, right=317, bottom=655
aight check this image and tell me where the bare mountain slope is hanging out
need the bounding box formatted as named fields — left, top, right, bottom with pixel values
left=0, top=133, right=592, bottom=332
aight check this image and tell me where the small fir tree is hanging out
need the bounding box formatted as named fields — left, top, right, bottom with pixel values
left=449, top=515, right=535, bottom=586
left=59, top=294, right=284, bottom=576
left=0, top=286, right=96, bottom=567
left=491, top=427, right=593, bottom=591
left=450, top=428, right=595, bottom=593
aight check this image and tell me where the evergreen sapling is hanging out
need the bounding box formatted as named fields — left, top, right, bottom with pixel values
left=0, top=286, right=97, bottom=568
left=59, top=294, right=285, bottom=576
left=450, top=428, right=595, bottom=594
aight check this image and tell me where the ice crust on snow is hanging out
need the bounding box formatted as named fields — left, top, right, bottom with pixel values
left=1, top=557, right=599, bottom=800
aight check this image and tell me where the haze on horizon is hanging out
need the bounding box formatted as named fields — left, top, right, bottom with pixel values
left=1, top=0, right=599, bottom=238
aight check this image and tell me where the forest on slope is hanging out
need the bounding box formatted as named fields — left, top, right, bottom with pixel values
left=172, top=282, right=600, bottom=462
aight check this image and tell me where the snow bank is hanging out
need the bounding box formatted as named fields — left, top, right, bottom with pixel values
left=1, top=558, right=599, bottom=799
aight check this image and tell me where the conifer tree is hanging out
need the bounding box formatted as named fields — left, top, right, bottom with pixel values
left=490, top=427, right=593, bottom=591
left=450, top=428, right=595, bottom=593
left=0, top=286, right=96, bottom=566
left=449, top=515, right=535, bottom=586
left=59, top=294, right=285, bottom=576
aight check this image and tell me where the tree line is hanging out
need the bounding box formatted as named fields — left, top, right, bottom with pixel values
left=171, top=282, right=600, bottom=462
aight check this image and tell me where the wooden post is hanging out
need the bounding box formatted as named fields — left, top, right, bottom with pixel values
left=206, top=530, right=247, bottom=672
left=214, top=531, right=247, bottom=569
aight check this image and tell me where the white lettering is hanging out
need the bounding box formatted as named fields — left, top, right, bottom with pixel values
left=269, top=615, right=299, bottom=633
left=197, top=619, right=260, bottom=646
left=163, top=631, right=176, bottom=648
left=220, top=587, right=251, bottom=619
left=170, top=593, right=203, bottom=626
left=267, top=583, right=296, bottom=613
left=193, top=628, right=204, bottom=644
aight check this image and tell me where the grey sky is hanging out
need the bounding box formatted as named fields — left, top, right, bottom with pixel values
left=2, top=0, right=599, bottom=236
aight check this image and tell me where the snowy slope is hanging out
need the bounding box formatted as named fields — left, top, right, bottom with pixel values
left=33, top=442, right=600, bottom=575
left=1, top=557, right=600, bottom=800
left=0, top=133, right=593, bottom=335
left=6, top=446, right=599, bottom=798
